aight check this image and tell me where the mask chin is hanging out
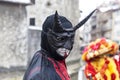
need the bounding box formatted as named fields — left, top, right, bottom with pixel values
left=56, top=48, right=70, bottom=58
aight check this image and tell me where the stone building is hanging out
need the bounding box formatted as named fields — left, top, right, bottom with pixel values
left=83, top=0, right=120, bottom=44
left=0, top=0, right=31, bottom=70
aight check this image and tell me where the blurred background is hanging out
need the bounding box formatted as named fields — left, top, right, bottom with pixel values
left=0, top=0, right=120, bottom=80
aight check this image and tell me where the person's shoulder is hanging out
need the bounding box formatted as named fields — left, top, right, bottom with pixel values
left=30, top=50, right=42, bottom=62
left=34, top=50, right=42, bottom=57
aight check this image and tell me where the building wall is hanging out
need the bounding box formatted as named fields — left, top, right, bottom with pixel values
left=112, top=10, right=120, bottom=44
left=27, top=0, right=80, bottom=27
left=0, top=3, right=28, bottom=68
left=85, top=1, right=120, bottom=45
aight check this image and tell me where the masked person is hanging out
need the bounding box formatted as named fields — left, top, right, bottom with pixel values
left=23, top=10, right=96, bottom=80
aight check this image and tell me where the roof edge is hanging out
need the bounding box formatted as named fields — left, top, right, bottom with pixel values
left=0, top=1, right=33, bottom=5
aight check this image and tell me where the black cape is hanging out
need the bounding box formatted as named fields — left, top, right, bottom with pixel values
left=23, top=50, right=70, bottom=80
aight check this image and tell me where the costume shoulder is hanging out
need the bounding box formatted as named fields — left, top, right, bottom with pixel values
left=23, top=50, right=62, bottom=80
left=23, top=50, right=43, bottom=80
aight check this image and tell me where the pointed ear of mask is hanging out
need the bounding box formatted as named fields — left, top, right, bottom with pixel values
left=53, top=11, right=64, bottom=32
left=73, top=9, right=97, bottom=31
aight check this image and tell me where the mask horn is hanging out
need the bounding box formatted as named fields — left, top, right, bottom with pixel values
left=53, top=11, right=64, bottom=32
left=73, top=9, right=97, bottom=31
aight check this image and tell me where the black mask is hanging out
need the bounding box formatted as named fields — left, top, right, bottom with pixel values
left=41, top=10, right=96, bottom=60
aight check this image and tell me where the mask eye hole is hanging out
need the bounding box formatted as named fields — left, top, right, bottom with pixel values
left=56, top=36, right=66, bottom=41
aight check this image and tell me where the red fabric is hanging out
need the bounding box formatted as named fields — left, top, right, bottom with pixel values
left=85, top=62, right=97, bottom=78
left=103, top=75, right=107, bottom=80
left=111, top=73, right=116, bottom=80
left=114, top=54, right=120, bottom=77
left=29, top=67, right=41, bottom=77
left=48, top=58, right=70, bottom=80
left=100, top=59, right=109, bottom=75
left=85, top=59, right=109, bottom=80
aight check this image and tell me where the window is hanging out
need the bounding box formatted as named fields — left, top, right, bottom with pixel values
left=46, top=1, right=51, bottom=6
left=92, top=25, right=96, bottom=30
left=31, top=0, right=35, bottom=4
left=30, top=18, right=35, bottom=26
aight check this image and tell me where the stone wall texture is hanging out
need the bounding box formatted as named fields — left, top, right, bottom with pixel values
left=0, top=3, right=28, bottom=68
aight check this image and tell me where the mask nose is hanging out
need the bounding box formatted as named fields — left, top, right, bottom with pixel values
left=63, top=39, right=74, bottom=50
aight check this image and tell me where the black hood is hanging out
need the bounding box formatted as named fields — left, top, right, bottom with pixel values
left=41, top=14, right=73, bottom=60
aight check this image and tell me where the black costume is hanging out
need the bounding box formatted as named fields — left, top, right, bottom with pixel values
left=23, top=10, right=96, bottom=80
